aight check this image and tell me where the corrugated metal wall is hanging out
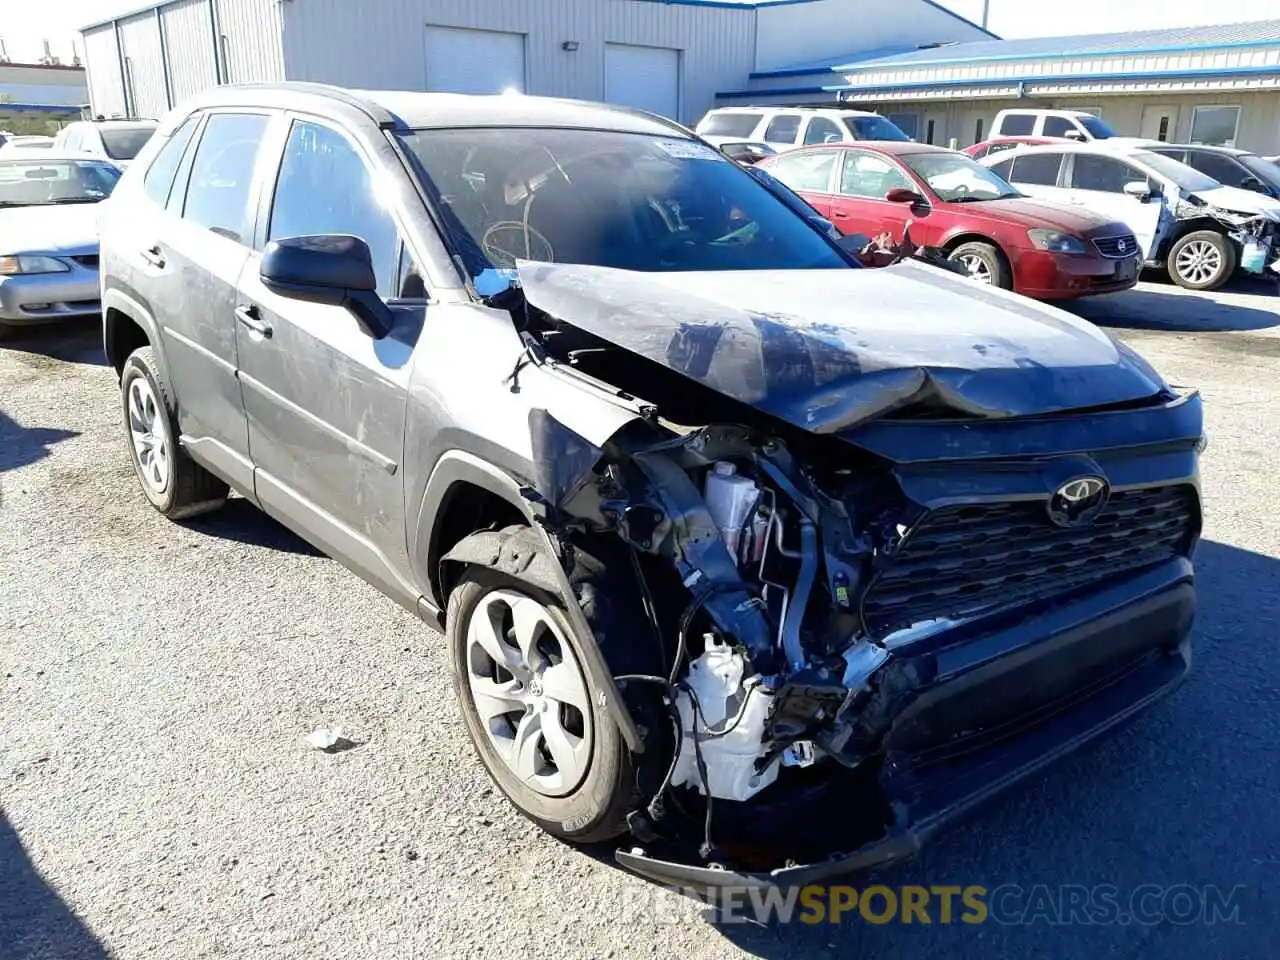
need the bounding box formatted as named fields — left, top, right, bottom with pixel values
left=118, top=13, right=169, bottom=119
left=280, top=0, right=757, bottom=123
left=214, top=0, right=285, bottom=84
left=83, top=25, right=127, bottom=117
left=162, top=0, right=218, bottom=104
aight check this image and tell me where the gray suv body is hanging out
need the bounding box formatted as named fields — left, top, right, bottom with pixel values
left=100, top=84, right=1202, bottom=889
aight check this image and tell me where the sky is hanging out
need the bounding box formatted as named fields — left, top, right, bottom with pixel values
left=1, top=0, right=1279, bottom=63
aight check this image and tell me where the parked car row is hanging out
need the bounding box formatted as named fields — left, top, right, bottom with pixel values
left=712, top=104, right=1280, bottom=294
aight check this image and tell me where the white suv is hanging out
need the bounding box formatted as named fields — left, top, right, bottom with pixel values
left=696, top=107, right=910, bottom=152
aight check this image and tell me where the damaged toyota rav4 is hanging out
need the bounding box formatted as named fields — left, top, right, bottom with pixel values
left=101, top=86, right=1203, bottom=888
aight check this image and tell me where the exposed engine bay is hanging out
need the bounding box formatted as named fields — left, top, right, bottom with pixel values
left=499, top=259, right=1203, bottom=874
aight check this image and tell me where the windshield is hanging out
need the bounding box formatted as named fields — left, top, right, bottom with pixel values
left=903, top=152, right=1020, bottom=202
left=398, top=127, right=850, bottom=287
left=100, top=125, right=156, bottom=160
left=843, top=116, right=911, bottom=142
left=1080, top=116, right=1118, bottom=139
left=1134, top=151, right=1219, bottom=192
left=0, top=159, right=121, bottom=206
left=1240, top=154, right=1280, bottom=188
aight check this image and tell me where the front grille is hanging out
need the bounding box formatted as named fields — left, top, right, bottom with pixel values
left=1093, top=235, right=1138, bottom=259
left=862, top=485, right=1198, bottom=637
left=71, top=254, right=99, bottom=269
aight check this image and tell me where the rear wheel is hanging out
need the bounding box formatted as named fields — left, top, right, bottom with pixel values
left=1168, top=230, right=1236, bottom=291
left=948, top=241, right=1012, bottom=289
left=121, top=346, right=228, bottom=519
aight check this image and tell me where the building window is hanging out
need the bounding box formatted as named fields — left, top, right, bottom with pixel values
left=886, top=113, right=919, bottom=140
left=1190, top=106, right=1241, bottom=147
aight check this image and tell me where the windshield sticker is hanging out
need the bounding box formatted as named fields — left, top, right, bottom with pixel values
left=653, top=139, right=726, bottom=162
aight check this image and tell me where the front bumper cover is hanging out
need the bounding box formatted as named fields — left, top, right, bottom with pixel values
left=616, top=559, right=1194, bottom=890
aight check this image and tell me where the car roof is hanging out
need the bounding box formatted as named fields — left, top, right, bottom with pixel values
left=705, top=106, right=881, bottom=117
left=988, top=141, right=1149, bottom=158
left=1152, top=143, right=1248, bottom=157
left=789, top=141, right=956, bottom=158
left=86, top=120, right=158, bottom=130
left=1001, top=108, right=1093, bottom=117
left=171, top=82, right=689, bottom=138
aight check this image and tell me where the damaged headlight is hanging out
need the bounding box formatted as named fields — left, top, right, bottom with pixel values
left=1027, top=230, right=1087, bottom=255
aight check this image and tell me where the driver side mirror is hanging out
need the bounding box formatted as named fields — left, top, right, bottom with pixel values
left=1240, top=176, right=1267, bottom=194
left=1123, top=180, right=1154, bottom=202
left=885, top=187, right=927, bottom=206
left=1064, top=129, right=1087, bottom=142
left=260, top=235, right=393, bottom=339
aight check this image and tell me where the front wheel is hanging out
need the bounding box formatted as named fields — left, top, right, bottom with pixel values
left=446, top=570, right=637, bottom=843
left=947, top=241, right=1012, bottom=289
left=1168, top=230, right=1236, bottom=291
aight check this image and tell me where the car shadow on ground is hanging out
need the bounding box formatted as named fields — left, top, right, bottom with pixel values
left=0, top=811, right=108, bottom=959
left=183, top=496, right=322, bottom=557
left=1067, top=279, right=1279, bottom=333
left=590, top=539, right=1278, bottom=960
left=0, top=322, right=107, bottom=367
left=0, top=410, right=79, bottom=475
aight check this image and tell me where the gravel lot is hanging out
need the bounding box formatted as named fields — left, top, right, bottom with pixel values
left=2, top=278, right=1279, bottom=959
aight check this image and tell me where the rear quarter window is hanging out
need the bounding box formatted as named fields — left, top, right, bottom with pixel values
left=699, top=113, right=763, bottom=138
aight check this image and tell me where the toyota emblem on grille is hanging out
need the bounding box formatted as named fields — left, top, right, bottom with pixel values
left=1118, top=239, right=1128, bottom=253
left=1048, top=477, right=1109, bottom=528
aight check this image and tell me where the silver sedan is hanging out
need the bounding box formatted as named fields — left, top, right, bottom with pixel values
left=0, top=151, right=121, bottom=339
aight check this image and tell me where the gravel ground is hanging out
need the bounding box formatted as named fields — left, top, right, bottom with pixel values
left=2, top=278, right=1278, bottom=959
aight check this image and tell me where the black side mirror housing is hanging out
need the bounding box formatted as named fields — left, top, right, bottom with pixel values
left=1240, top=176, right=1266, bottom=194
left=260, top=235, right=394, bottom=339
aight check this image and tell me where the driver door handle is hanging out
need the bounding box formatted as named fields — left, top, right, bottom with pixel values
left=235, top=304, right=272, bottom=338
left=140, top=245, right=166, bottom=269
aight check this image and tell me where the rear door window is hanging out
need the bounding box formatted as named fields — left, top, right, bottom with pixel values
left=143, top=117, right=199, bottom=207
left=764, top=114, right=802, bottom=145
left=999, top=114, right=1036, bottom=136
left=1042, top=116, right=1078, bottom=138
left=699, top=112, right=763, bottom=138
left=180, top=112, right=271, bottom=244
left=768, top=150, right=838, bottom=192
left=1009, top=153, right=1064, bottom=186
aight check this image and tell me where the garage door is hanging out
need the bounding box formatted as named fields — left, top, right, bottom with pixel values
left=424, top=25, right=525, bottom=95
left=605, top=44, right=680, bottom=120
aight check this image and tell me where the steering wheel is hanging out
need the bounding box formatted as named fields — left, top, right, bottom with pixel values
left=480, top=222, right=554, bottom=267
left=952, top=183, right=971, bottom=199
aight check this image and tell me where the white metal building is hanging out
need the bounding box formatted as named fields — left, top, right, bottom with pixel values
left=78, top=0, right=991, bottom=125
left=720, top=19, right=1280, bottom=153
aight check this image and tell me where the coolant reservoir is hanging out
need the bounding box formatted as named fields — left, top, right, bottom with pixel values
left=704, top=462, right=759, bottom=558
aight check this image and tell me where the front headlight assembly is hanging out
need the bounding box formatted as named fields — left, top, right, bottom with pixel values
left=0, top=255, right=71, bottom=276
left=1027, top=229, right=1087, bottom=255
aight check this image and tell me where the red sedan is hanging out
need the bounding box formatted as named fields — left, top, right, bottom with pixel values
left=757, top=142, right=1141, bottom=300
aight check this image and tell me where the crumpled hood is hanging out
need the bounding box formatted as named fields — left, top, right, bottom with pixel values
left=0, top=204, right=100, bottom=255
left=1192, top=184, right=1280, bottom=220
left=518, top=260, right=1168, bottom=432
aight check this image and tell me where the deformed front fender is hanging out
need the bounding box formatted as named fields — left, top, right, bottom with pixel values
left=442, top=523, right=646, bottom=753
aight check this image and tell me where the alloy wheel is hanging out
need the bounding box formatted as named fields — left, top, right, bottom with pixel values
left=465, top=589, right=593, bottom=797
left=1174, top=239, right=1223, bottom=286
left=957, top=254, right=993, bottom=284
left=127, top=377, right=170, bottom=495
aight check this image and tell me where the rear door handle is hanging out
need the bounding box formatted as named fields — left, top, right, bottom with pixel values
left=140, top=245, right=166, bottom=269
left=235, top=304, right=272, bottom=338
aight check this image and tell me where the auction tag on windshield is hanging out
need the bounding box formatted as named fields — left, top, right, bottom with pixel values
left=653, top=138, right=726, bottom=161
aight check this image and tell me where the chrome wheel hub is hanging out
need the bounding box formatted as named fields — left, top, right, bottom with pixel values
left=127, top=377, right=170, bottom=495
left=957, top=254, right=993, bottom=284
left=465, top=590, right=592, bottom=797
left=1175, top=240, right=1223, bottom=286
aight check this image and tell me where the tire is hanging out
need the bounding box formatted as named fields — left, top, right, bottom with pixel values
left=446, top=536, right=660, bottom=844
left=120, top=346, right=228, bottom=519
left=1168, top=230, right=1236, bottom=291
left=947, top=241, right=1012, bottom=289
